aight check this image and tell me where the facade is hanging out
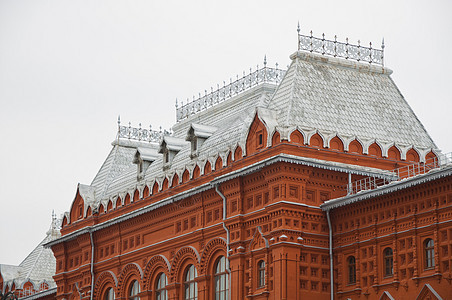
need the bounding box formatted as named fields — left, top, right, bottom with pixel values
left=44, top=31, right=451, bottom=300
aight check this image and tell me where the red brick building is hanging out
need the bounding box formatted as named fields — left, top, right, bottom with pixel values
left=44, top=32, right=451, bottom=300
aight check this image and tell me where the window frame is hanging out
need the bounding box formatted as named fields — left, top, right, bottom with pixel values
left=184, top=264, right=198, bottom=300
left=128, top=280, right=140, bottom=300
left=214, top=256, right=229, bottom=300
left=257, top=260, right=265, bottom=288
left=424, top=238, right=435, bottom=270
left=347, top=256, right=356, bottom=284
left=383, top=247, right=393, bottom=277
left=155, top=272, right=168, bottom=300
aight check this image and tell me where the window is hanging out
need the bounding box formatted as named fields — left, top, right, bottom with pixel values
left=128, top=280, right=140, bottom=300
left=257, top=260, right=265, bottom=288
left=347, top=256, right=356, bottom=284
left=155, top=273, right=167, bottom=300
left=184, top=265, right=198, bottom=300
left=424, top=238, right=435, bottom=269
left=104, top=287, right=114, bottom=300
left=214, top=256, right=229, bottom=300
left=384, top=247, right=393, bottom=277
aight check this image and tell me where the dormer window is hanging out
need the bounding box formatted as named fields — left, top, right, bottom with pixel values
left=186, top=123, right=218, bottom=159
left=159, top=136, right=188, bottom=170
left=133, top=147, right=159, bottom=181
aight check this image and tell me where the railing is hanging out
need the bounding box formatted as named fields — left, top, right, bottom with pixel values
left=176, top=62, right=286, bottom=122
left=117, top=118, right=171, bottom=143
left=347, top=152, right=452, bottom=195
left=298, top=28, right=384, bottom=66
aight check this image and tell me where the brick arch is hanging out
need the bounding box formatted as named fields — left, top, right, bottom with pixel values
left=234, top=146, right=243, bottom=161
left=152, top=181, right=159, bottom=194
left=290, top=130, right=304, bottom=145
left=161, top=177, right=169, bottom=191
left=182, top=169, right=190, bottom=183
left=117, top=263, right=143, bottom=298
left=170, top=246, right=201, bottom=282
left=115, top=196, right=122, bottom=209
left=204, top=160, right=212, bottom=174
left=329, top=136, right=344, bottom=152
left=143, top=255, right=171, bottom=291
left=215, top=156, right=223, bottom=171
left=193, top=165, right=201, bottom=179
left=406, top=148, right=420, bottom=162
left=368, top=142, right=382, bottom=158
left=272, top=131, right=281, bottom=146
left=199, top=237, right=227, bottom=275
left=387, top=145, right=401, bottom=161
left=62, top=215, right=68, bottom=227
left=133, top=189, right=140, bottom=201
left=124, top=193, right=131, bottom=205
left=94, top=270, right=118, bottom=300
left=348, top=139, right=363, bottom=154
left=226, top=151, right=232, bottom=166
left=171, top=173, right=179, bottom=187
left=309, top=133, right=324, bottom=148
left=143, top=185, right=150, bottom=198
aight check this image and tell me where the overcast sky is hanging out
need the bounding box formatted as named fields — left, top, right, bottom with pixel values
left=0, top=0, right=451, bottom=265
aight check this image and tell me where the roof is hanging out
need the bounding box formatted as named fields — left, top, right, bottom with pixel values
left=61, top=43, right=440, bottom=227
left=1, top=217, right=60, bottom=293
left=268, top=51, right=437, bottom=149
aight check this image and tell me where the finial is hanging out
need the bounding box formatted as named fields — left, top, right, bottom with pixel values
left=297, top=21, right=300, bottom=33
left=139, top=123, right=142, bottom=129
left=150, top=124, right=152, bottom=130
left=381, top=38, right=385, bottom=49
left=358, top=40, right=361, bottom=46
left=322, top=33, right=325, bottom=40
left=205, top=89, right=207, bottom=96
left=264, top=55, right=267, bottom=67
left=117, top=115, right=121, bottom=126
left=159, top=126, right=162, bottom=133
left=275, top=62, right=279, bottom=69
left=346, top=37, right=349, bottom=44
left=175, top=98, right=178, bottom=108
left=199, top=92, right=201, bottom=98
left=128, top=121, right=131, bottom=128
left=369, top=42, right=372, bottom=49
left=310, top=30, right=313, bottom=37
left=334, top=35, right=337, bottom=42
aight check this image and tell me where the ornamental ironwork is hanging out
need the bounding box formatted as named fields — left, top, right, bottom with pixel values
left=176, top=60, right=286, bottom=122
left=346, top=152, right=452, bottom=195
left=298, top=28, right=384, bottom=66
left=117, top=118, right=171, bottom=143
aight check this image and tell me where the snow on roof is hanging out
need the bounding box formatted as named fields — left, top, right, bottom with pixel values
left=65, top=44, right=439, bottom=219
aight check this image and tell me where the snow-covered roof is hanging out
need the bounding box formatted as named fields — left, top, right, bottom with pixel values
left=1, top=217, right=60, bottom=294
left=62, top=45, right=440, bottom=224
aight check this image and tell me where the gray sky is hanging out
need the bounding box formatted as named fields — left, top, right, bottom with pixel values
left=1, top=0, right=451, bottom=265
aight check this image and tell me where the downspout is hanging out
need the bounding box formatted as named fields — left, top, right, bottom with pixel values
left=326, top=210, right=334, bottom=300
left=88, top=229, right=95, bottom=300
left=214, top=184, right=231, bottom=300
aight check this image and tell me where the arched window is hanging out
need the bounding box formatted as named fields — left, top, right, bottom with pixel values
left=128, top=280, right=140, bottom=300
left=424, top=239, right=435, bottom=269
left=214, top=256, right=229, bottom=300
left=347, top=256, right=356, bottom=284
left=384, top=247, right=393, bottom=277
left=104, top=287, right=115, bottom=300
left=155, top=273, right=168, bottom=300
left=184, top=265, right=198, bottom=300
left=257, top=260, right=265, bottom=288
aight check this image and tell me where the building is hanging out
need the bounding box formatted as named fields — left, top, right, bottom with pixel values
left=45, top=30, right=452, bottom=300
left=0, top=214, right=60, bottom=299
